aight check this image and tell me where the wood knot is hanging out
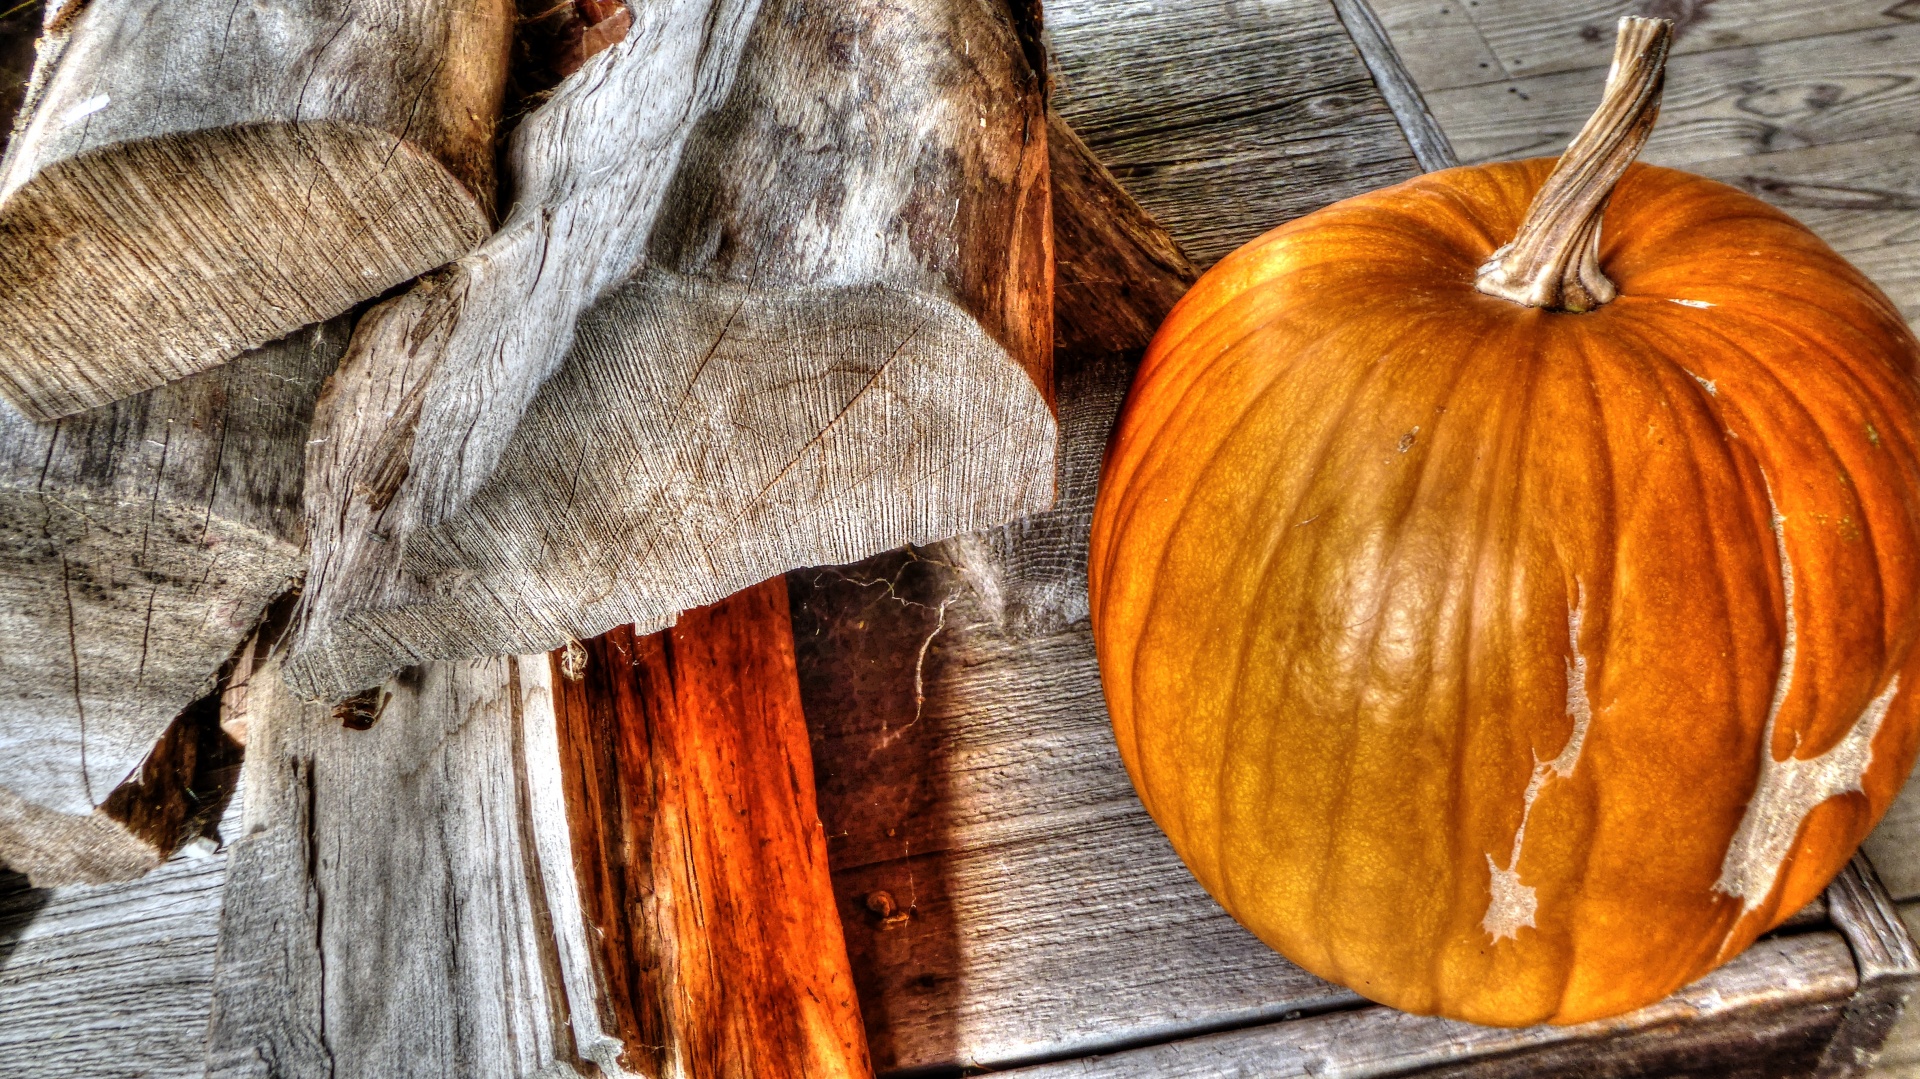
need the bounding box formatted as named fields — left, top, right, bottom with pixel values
left=865, top=890, right=911, bottom=931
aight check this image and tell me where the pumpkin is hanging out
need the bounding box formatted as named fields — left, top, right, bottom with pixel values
left=1087, top=17, right=1920, bottom=1026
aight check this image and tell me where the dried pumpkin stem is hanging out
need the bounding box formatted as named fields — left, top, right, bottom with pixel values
left=1474, top=17, right=1673, bottom=313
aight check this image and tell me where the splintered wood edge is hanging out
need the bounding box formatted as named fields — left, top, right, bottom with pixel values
left=0, top=119, right=488, bottom=419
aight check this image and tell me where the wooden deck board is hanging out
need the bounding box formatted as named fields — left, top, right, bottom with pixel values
left=830, top=814, right=1361, bottom=1072
left=1417, top=22, right=1920, bottom=168
left=1048, top=0, right=1421, bottom=265
left=1002, top=932, right=1859, bottom=1078
left=1369, top=0, right=1913, bottom=92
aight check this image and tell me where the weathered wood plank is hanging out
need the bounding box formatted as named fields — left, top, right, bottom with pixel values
left=1870, top=901, right=1920, bottom=1075
left=0, top=0, right=512, bottom=419
left=1, top=319, right=346, bottom=885
left=1358, top=0, right=1505, bottom=96
left=1369, top=0, right=1915, bottom=92
left=825, top=809, right=1364, bottom=1072
left=206, top=650, right=629, bottom=1079
left=1820, top=856, right=1920, bottom=1076
left=1001, top=932, right=1859, bottom=1078
left=1421, top=21, right=1920, bottom=168
left=286, top=0, right=1056, bottom=704
left=1330, top=0, right=1459, bottom=171
left=0, top=804, right=236, bottom=1078
left=1047, top=0, right=1422, bottom=265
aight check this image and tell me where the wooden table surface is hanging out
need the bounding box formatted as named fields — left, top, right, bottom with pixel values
left=3, top=1, right=1920, bottom=1076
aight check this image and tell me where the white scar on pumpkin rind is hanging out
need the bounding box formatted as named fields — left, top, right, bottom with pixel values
left=1484, top=584, right=1594, bottom=942
left=1714, top=495, right=1900, bottom=912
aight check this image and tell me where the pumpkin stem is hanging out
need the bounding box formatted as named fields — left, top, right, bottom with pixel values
left=1474, top=17, right=1673, bottom=313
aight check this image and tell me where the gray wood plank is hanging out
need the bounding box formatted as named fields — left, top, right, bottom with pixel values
left=1359, top=0, right=1504, bottom=94
left=1869, top=901, right=1920, bottom=1076
left=1370, top=0, right=1913, bottom=92
left=0, top=800, right=238, bottom=1078
left=1047, top=0, right=1423, bottom=265
left=826, top=802, right=1361, bottom=1072
left=1820, top=857, right=1920, bottom=1076
left=1002, top=932, right=1860, bottom=1078
left=1330, top=0, right=1459, bottom=171
left=1421, top=22, right=1920, bottom=168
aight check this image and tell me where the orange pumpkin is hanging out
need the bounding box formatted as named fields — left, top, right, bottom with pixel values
left=1087, top=18, right=1920, bottom=1025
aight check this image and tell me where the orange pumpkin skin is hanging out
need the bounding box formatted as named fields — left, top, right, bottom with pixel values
left=1087, top=159, right=1920, bottom=1026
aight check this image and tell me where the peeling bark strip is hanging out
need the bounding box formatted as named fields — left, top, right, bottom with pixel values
left=0, top=0, right=514, bottom=420
left=207, top=650, right=634, bottom=1079
left=284, top=0, right=1054, bottom=702
left=0, top=318, right=347, bottom=886
left=550, top=578, right=871, bottom=1078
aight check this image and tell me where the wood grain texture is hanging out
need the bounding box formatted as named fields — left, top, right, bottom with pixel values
left=0, top=318, right=346, bottom=885
left=1000, top=932, right=1860, bottom=1078
left=1049, top=114, right=1199, bottom=359
left=551, top=578, right=870, bottom=1078
left=206, top=649, right=631, bottom=1079
left=1046, top=0, right=1423, bottom=266
left=1329, top=0, right=1459, bottom=171
left=1419, top=21, right=1920, bottom=169
left=1821, top=856, right=1920, bottom=1076
left=0, top=801, right=238, bottom=1079
left=1871, top=901, right=1920, bottom=1076
left=1369, top=0, right=1918, bottom=92
left=286, top=0, right=1056, bottom=703
left=0, top=0, right=512, bottom=419
left=787, top=11, right=1425, bottom=1056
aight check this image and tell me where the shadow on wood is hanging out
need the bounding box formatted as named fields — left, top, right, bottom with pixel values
left=0, top=869, right=49, bottom=975
left=791, top=551, right=966, bottom=1072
